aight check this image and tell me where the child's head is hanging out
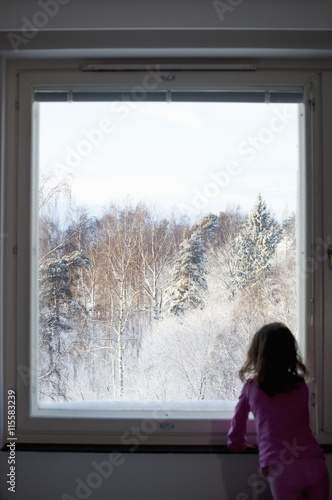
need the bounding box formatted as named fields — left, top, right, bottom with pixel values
left=239, top=322, right=308, bottom=395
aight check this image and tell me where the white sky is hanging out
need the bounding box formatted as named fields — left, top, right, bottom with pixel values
left=38, top=100, right=301, bottom=222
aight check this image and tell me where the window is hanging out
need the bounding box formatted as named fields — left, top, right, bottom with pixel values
left=3, top=65, right=329, bottom=445
left=36, top=99, right=300, bottom=406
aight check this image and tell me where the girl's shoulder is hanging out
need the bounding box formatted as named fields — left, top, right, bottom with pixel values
left=290, top=375, right=307, bottom=392
left=295, top=376, right=309, bottom=392
left=296, top=376, right=307, bottom=386
left=245, top=377, right=258, bottom=388
left=242, top=377, right=259, bottom=394
left=244, top=376, right=307, bottom=397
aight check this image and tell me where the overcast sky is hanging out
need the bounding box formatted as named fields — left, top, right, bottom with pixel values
left=38, top=100, right=300, bottom=222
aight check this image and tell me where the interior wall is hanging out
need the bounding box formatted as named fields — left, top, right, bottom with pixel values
left=1, top=1, right=332, bottom=499
left=0, top=0, right=332, bottom=30
left=0, top=451, right=330, bottom=500
left=1, top=0, right=332, bottom=61
left=0, top=451, right=273, bottom=500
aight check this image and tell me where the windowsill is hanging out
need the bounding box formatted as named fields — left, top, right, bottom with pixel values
left=33, top=400, right=239, bottom=420
left=2, top=443, right=332, bottom=454
left=0, top=443, right=254, bottom=454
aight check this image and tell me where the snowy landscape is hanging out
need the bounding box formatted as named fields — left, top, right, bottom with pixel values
left=37, top=100, right=299, bottom=405
left=38, top=181, right=297, bottom=404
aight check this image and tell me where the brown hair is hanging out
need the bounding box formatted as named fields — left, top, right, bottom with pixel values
left=239, top=322, right=309, bottom=396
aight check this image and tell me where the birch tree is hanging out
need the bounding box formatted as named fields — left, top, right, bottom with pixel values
left=96, top=204, right=144, bottom=397
left=140, top=218, right=174, bottom=320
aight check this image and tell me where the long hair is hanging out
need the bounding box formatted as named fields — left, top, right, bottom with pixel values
left=239, top=322, right=309, bottom=396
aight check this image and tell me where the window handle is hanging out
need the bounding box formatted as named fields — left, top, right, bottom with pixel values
left=327, top=246, right=332, bottom=266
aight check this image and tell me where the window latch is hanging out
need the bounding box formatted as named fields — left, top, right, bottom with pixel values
left=310, top=393, right=316, bottom=407
left=327, top=246, right=332, bottom=267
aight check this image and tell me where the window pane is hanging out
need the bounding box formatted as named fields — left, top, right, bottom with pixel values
left=36, top=100, right=300, bottom=405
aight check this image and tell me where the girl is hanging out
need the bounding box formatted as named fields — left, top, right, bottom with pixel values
left=227, top=322, right=329, bottom=500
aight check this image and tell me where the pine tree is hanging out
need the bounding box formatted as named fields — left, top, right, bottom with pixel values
left=194, top=213, right=219, bottom=246
left=39, top=250, right=91, bottom=400
left=39, top=250, right=90, bottom=329
left=166, top=229, right=207, bottom=315
left=233, top=194, right=282, bottom=290
left=282, top=212, right=296, bottom=250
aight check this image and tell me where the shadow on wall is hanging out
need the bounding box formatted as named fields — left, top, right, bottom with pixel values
left=0, top=450, right=273, bottom=500
left=220, top=452, right=273, bottom=500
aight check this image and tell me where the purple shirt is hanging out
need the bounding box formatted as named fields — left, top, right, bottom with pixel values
left=227, top=378, right=324, bottom=468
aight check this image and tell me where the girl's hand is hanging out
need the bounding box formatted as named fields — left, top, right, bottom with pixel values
left=244, top=443, right=257, bottom=450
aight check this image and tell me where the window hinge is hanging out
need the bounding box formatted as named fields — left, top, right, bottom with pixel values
left=310, top=393, right=316, bottom=407
left=15, top=101, right=19, bottom=110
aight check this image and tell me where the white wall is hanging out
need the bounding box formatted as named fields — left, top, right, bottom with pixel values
left=0, top=1, right=332, bottom=499
left=0, top=450, right=274, bottom=500
left=0, top=0, right=332, bottom=60
left=0, top=450, right=329, bottom=500
left=0, top=0, right=332, bottom=30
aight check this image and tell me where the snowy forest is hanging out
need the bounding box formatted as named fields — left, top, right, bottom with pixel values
left=38, top=176, right=297, bottom=404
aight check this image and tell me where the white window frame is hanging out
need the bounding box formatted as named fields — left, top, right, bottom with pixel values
left=2, top=62, right=330, bottom=446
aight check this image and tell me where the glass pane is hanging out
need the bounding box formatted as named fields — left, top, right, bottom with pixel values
left=36, top=100, right=300, bottom=405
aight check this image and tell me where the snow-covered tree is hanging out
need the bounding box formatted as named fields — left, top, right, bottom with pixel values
left=37, top=189, right=298, bottom=403
left=140, top=217, right=174, bottom=320
left=208, top=208, right=243, bottom=299
left=282, top=212, right=296, bottom=256
left=128, top=303, right=245, bottom=401
left=233, top=194, right=282, bottom=290
left=39, top=250, right=90, bottom=325
left=193, top=212, right=219, bottom=247
left=39, top=250, right=91, bottom=401
left=165, top=229, right=208, bottom=315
